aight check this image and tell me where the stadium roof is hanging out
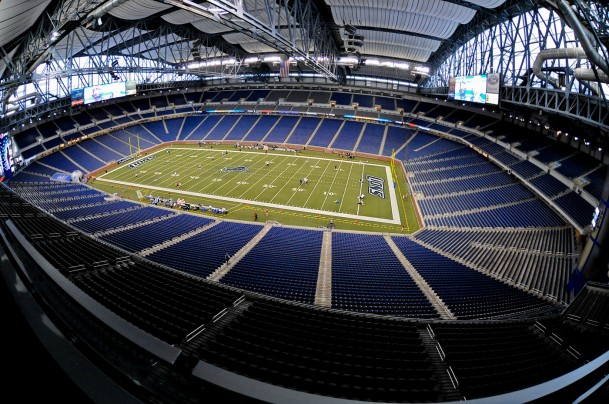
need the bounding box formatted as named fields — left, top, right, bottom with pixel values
left=0, top=0, right=537, bottom=84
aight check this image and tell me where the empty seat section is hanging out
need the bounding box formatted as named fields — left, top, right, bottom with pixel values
left=412, top=101, right=437, bottom=114
left=424, top=105, right=455, bottom=119
left=331, top=232, right=438, bottom=318
left=60, top=144, right=105, bottom=172
left=493, top=150, right=521, bottom=166
left=225, top=115, right=259, bottom=141
left=418, top=183, right=535, bottom=217
left=411, top=171, right=515, bottom=197
left=392, top=237, right=557, bottom=319
left=20, top=162, right=58, bottom=178
left=308, top=91, right=330, bottom=104
left=425, top=199, right=565, bottom=228
left=204, top=115, right=240, bottom=140
left=308, top=118, right=342, bottom=147
left=188, top=115, right=222, bottom=140
left=407, top=153, right=487, bottom=172
left=410, top=162, right=500, bottom=183
left=149, top=96, right=168, bottom=108
left=243, top=115, right=279, bottom=142
left=220, top=227, right=322, bottom=303
left=331, top=120, right=364, bottom=151
left=583, top=165, right=608, bottom=200
left=166, top=93, right=186, bottom=106
left=356, top=123, right=384, bottom=154
left=140, top=121, right=168, bottom=142
left=287, top=116, right=320, bottom=145
left=398, top=132, right=440, bottom=160
left=285, top=90, right=310, bottom=102
left=351, top=94, right=374, bottom=108
left=555, top=153, right=602, bottom=179
left=404, top=137, right=467, bottom=160
left=554, top=192, right=596, bottom=229
left=413, top=227, right=575, bottom=302
left=382, top=126, right=414, bottom=156
left=534, top=143, right=576, bottom=164
left=116, top=124, right=159, bottom=146
left=146, top=222, right=262, bottom=278
left=79, top=138, right=124, bottom=163
left=530, top=174, right=569, bottom=197
left=53, top=200, right=139, bottom=221
left=101, top=214, right=213, bottom=252
left=94, top=133, right=132, bottom=156
left=163, top=117, right=184, bottom=141
left=71, top=207, right=176, bottom=234
left=70, top=258, right=240, bottom=344
left=179, top=115, right=207, bottom=140
left=211, top=90, right=234, bottom=102
left=199, top=299, right=440, bottom=402
left=264, top=116, right=299, bottom=143
left=330, top=92, right=352, bottom=106
left=264, top=90, right=290, bottom=102
left=431, top=321, right=576, bottom=399
left=374, top=96, right=396, bottom=111
left=510, top=160, right=544, bottom=179
left=14, top=127, right=41, bottom=150
left=245, top=89, right=270, bottom=101
left=37, top=151, right=85, bottom=173
left=228, top=90, right=252, bottom=102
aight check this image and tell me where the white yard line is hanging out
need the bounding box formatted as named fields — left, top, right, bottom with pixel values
left=336, top=162, right=354, bottom=214
left=250, top=155, right=291, bottom=200
left=96, top=178, right=402, bottom=224
left=99, top=147, right=402, bottom=225
left=356, top=164, right=365, bottom=216
left=385, top=165, right=401, bottom=223
left=281, top=158, right=314, bottom=206
left=301, top=160, right=332, bottom=207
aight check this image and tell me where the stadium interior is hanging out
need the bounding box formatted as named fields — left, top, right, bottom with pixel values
left=1, top=0, right=609, bottom=403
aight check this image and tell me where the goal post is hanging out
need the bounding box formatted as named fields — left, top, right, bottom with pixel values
left=128, top=135, right=142, bottom=159
left=390, top=148, right=397, bottom=189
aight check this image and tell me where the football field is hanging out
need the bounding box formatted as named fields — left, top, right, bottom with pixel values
left=93, top=146, right=419, bottom=232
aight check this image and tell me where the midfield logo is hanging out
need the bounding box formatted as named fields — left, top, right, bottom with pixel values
left=366, top=175, right=385, bottom=198
left=220, top=165, right=248, bottom=173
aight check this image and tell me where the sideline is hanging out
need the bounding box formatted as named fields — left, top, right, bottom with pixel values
left=96, top=177, right=402, bottom=225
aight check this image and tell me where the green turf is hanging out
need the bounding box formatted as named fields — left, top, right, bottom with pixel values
left=90, top=145, right=420, bottom=234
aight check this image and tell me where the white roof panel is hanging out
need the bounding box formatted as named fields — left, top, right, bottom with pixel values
left=326, top=0, right=475, bottom=24
left=191, top=18, right=232, bottom=34
left=0, top=0, right=51, bottom=48
left=331, top=7, right=462, bottom=38
left=109, top=0, right=172, bottom=20
left=357, top=29, right=441, bottom=52
left=161, top=9, right=203, bottom=25
left=240, top=41, right=278, bottom=54
left=467, top=0, right=507, bottom=8
left=361, top=43, right=431, bottom=62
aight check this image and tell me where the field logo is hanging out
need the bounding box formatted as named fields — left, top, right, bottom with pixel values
left=366, top=175, right=385, bottom=198
left=220, top=165, right=248, bottom=173
left=128, top=154, right=156, bottom=168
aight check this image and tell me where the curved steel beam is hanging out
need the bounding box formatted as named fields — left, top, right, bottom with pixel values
left=557, top=0, right=609, bottom=78
left=163, top=0, right=339, bottom=81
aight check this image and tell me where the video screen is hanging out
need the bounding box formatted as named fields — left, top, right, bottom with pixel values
left=452, top=75, right=488, bottom=104
left=71, top=88, right=84, bottom=106
left=448, top=73, right=500, bottom=105
left=72, top=81, right=137, bottom=106
left=84, top=82, right=128, bottom=104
